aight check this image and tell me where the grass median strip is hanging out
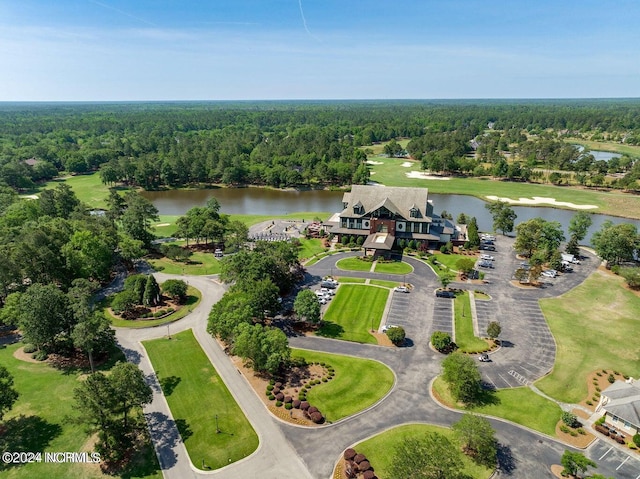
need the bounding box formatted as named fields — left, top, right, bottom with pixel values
left=373, top=260, right=413, bottom=274
left=317, top=284, right=389, bottom=344
left=454, top=292, right=490, bottom=353
left=291, top=349, right=394, bottom=422
left=336, top=257, right=373, bottom=272
left=148, top=253, right=222, bottom=275
left=143, top=329, right=258, bottom=470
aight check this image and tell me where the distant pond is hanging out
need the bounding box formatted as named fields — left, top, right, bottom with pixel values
left=142, top=187, right=640, bottom=246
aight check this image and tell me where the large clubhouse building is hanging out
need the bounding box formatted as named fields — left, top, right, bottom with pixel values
left=325, top=185, right=459, bottom=255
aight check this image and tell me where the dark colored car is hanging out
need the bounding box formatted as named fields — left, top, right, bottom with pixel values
left=435, top=290, right=455, bottom=298
left=480, top=244, right=496, bottom=251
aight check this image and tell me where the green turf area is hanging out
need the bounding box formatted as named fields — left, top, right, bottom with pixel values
left=106, top=286, right=201, bottom=329
left=291, top=349, right=394, bottom=422
left=297, top=238, right=328, bottom=260
left=317, top=284, right=389, bottom=343
left=433, top=377, right=560, bottom=436
left=537, top=270, right=640, bottom=403
left=148, top=252, right=222, bottom=275
left=0, top=342, right=161, bottom=479
left=336, top=257, right=373, bottom=272
left=153, top=215, right=181, bottom=237
left=432, top=253, right=471, bottom=272
left=454, top=292, right=490, bottom=353
left=373, top=260, right=413, bottom=275
left=369, top=279, right=399, bottom=288
left=336, top=277, right=366, bottom=283
left=143, top=329, right=258, bottom=469
left=360, top=139, right=410, bottom=156
left=355, top=423, right=493, bottom=479
left=368, top=156, right=640, bottom=219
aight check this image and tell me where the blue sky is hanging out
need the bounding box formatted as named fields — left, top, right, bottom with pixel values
left=1, top=0, right=638, bottom=101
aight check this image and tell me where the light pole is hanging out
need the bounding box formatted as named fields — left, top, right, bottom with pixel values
left=167, top=324, right=171, bottom=339
left=215, top=414, right=220, bottom=434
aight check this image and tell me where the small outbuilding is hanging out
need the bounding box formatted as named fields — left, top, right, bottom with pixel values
left=596, top=379, right=640, bottom=436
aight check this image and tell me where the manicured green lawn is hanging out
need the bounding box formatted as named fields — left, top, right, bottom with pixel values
left=454, top=292, right=490, bottom=353
left=337, top=277, right=366, bottom=283
left=317, top=284, right=389, bottom=343
left=0, top=342, right=161, bottom=479
left=369, top=156, right=640, bottom=219
left=143, top=330, right=258, bottom=469
left=355, top=424, right=493, bottom=479
left=291, top=349, right=394, bottom=423
left=373, top=260, right=413, bottom=275
left=537, top=270, right=640, bottom=403
left=564, top=137, right=640, bottom=157
left=297, top=238, right=328, bottom=260
left=433, top=377, right=560, bottom=436
left=369, top=279, right=399, bottom=288
left=148, top=252, right=222, bottom=275
left=432, top=253, right=471, bottom=272
left=107, top=286, right=201, bottom=329
left=336, top=257, right=373, bottom=272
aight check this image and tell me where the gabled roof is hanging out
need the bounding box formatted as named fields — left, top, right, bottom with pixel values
left=340, top=185, right=431, bottom=221
left=603, top=380, right=640, bottom=428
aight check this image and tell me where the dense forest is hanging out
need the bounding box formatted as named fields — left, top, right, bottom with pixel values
left=1, top=99, right=640, bottom=192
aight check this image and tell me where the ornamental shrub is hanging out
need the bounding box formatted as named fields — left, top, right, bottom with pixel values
left=285, top=403, right=293, bottom=410
left=275, top=401, right=283, bottom=407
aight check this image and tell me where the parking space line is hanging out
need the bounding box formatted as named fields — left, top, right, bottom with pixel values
left=616, top=456, right=629, bottom=470
left=599, top=446, right=613, bottom=460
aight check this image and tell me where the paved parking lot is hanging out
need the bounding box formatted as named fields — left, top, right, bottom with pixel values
left=429, top=294, right=454, bottom=337
left=588, top=440, right=640, bottom=479
left=384, top=288, right=413, bottom=333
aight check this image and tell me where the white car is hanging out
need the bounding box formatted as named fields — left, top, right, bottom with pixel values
left=320, top=288, right=336, bottom=296
left=381, top=324, right=398, bottom=333
left=480, top=254, right=494, bottom=261
left=317, top=297, right=327, bottom=305
left=541, top=270, right=557, bottom=278
left=394, top=286, right=409, bottom=293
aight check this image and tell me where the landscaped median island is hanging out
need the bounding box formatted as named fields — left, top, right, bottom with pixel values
left=335, top=424, right=493, bottom=479
left=453, top=291, right=491, bottom=353
left=317, top=284, right=389, bottom=344
left=335, top=256, right=413, bottom=275
left=143, top=329, right=258, bottom=470
left=148, top=251, right=222, bottom=275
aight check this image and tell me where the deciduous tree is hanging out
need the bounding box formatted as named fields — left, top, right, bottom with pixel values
left=0, top=365, right=19, bottom=421
left=560, top=450, right=597, bottom=477
left=592, top=221, right=639, bottom=266
left=485, top=201, right=517, bottom=235
left=390, top=434, right=464, bottom=479
left=442, top=351, right=483, bottom=404
left=453, top=413, right=497, bottom=467
left=294, top=289, right=321, bottom=324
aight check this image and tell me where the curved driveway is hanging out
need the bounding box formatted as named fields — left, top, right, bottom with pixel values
left=114, top=241, right=638, bottom=479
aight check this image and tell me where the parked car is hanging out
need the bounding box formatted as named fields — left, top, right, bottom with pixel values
left=317, top=297, right=327, bottom=305
left=479, top=244, right=496, bottom=251
left=541, top=270, right=557, bottom=278
left=480, top=254, right=494, bottom=261
left=381, top=324, right=398, bottom=333
left=478, top=353, right=490, bottom=362
left=435, top=290, right=455, bottom=298
left=481, top=234, right=496, bottom=241
left=320, top=288, right=336, bottom=296
left=214, top=248, right=223, bottom=258
left=478, top=261, right=494, bottom=269
left=321, top=280, right=337, bottom=289
left=394, top=286, right=409, bottom=293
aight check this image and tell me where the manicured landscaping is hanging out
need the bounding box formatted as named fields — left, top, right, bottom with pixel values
left=317, top=284, right=389, bottom=344
left=354, top=423, right=493, bottom=479
left=148, top=252, right=222, bottom=275
left=373, top=260, right=413, bottom=275
left=433, top=377, right=560, bottom=436
left=106, top=286, right=201, bottom=328
left=369, top=279, right=400, bottom=288
left=537, top=270, right=640, bottom=403
left=297, top=238, right=328, bottom=260
left=336, top=277, right=366, bottom=283
left=432, top=253, right=472, bottom=272
left=368, top=156, right=640, bottom=219
left=291, top=349, right=394, bottom=422
left=143, top=329, right=258, bottom=470
left=0, top=342, right=161, bottom=479
left=454, top=292, right=490, bottom=353
left=336, top=256, right=373, bottom=272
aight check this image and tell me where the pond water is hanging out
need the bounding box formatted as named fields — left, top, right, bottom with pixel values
left=573, top=145, right=622, bottom=162
left=142, top=187, right=640, bottom=246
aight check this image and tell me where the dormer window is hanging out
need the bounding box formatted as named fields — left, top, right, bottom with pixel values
left=353, top=201, right=364, bottom=215
left=410, top=206, right=418, bottom=218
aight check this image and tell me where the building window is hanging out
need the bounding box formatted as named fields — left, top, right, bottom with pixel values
left=410, top=207, right=418, bottom=218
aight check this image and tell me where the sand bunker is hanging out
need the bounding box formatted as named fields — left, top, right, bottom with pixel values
left=21, top=194, right=39, bottom=199
left=405, top=171, right=451, bottom=180
left=365, top=160, right=384, bottom=165
left=401, top=162, right=413, bottom=167
left=485, top=195, right=598, bottom=210
left=155, top=223, right=171, bottom=227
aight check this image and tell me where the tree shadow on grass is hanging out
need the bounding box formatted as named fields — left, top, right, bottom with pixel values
left=496, top=443, right=517, bottom=475
left=174, top=418, right=193, bottom=441
left=159, top=376, right=181, bottom=396
left=316, top=321, right=344, bottom=339
left=0, top=415, right=62, bottom=471
left=471, top=387, right=501, bottom=407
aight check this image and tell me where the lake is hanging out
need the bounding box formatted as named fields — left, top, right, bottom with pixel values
left=142, top=187, right=640, bottom=246
left=573, top=145, right=622, bottom=162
